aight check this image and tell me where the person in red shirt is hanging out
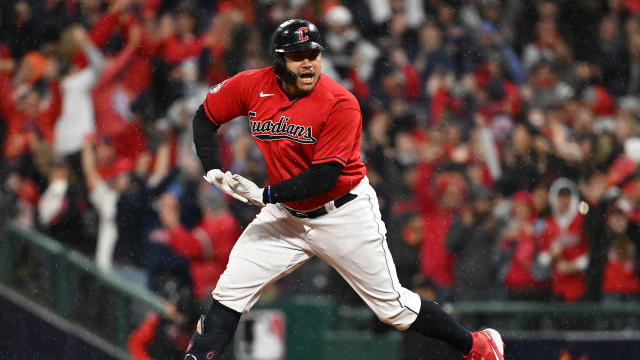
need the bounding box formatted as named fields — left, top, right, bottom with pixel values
left=128, top=275, right=198, bottom=360
left=601, top=203, right=639, bottom=302
left=537, top=178, right=589, bottom=302
left=183, top=19, right=504, bottom=360
left=415, top=166, right=466, bottom=299
left=500, top=191, right=549, bottom=301
left=158, top=187, right=240, bottom=300
left=0, top=55, right=61, bottom=160
left=157, top=8, right=205, bottom=66
left=91, top=24, right=148, bottom=160
left=596, top=200, right=640, bottom=330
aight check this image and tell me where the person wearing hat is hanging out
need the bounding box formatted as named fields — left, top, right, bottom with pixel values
left=537, top=178, right=589, bottom=302
left=500, top=190, right=550, bottom=301
left=186, top=18, right=504, bottom=360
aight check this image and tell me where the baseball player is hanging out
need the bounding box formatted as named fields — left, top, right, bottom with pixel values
left=185, top=19, right=504, bottom=360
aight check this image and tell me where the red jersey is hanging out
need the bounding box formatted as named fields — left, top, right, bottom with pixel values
left=202, top=67, right=366, bottom=211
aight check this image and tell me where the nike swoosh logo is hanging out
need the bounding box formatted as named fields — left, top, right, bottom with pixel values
left=260, top=91, right=275, bottom=97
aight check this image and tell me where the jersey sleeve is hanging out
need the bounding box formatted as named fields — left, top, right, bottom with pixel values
left=202, top=72, right=250, bottom=126
left=311, top=102, right=361, bottom=167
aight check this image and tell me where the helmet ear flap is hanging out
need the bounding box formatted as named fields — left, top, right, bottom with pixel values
left=272, top=52, right=297, bottom=84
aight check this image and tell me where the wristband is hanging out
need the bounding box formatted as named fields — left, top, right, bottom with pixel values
left=267, top=186, right=272, bottom=203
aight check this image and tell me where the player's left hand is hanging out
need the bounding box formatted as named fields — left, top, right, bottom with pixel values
left=224, top=172, right=265, bottom=207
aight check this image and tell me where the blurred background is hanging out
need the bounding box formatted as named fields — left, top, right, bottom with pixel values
left=2, top=0, right=640, bottom=359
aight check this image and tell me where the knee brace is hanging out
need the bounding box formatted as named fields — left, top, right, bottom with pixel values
left=185, top=317, right=232, bottom=360
left=184, top=300, right=241, bottom=360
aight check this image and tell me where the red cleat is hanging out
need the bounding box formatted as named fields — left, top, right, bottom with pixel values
left=463, top=328, right=504, bottom=360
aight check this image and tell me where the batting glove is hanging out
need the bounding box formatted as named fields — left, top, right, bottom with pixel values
left=203, top=169, right=250, bottom=203
left=223, top=172, right=265, bottom=207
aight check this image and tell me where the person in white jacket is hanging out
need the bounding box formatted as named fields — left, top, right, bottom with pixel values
left=53, top=26, right=105, bottom=158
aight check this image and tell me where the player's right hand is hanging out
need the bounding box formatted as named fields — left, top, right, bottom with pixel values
left=203, top=169, right=250, bottom=203
left=224, top=172, right=265, bottom=207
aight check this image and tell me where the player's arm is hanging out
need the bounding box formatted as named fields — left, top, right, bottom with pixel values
left=193, top=104, right=222, bottom=171
left=224, top=160, right=344, bottom=207
left=195, top=72, right=249, bottom=173
left=194, top=103, right=254, bottom=203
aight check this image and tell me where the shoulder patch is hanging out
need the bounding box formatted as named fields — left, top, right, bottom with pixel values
left=209, top=80, right=227, bottom=94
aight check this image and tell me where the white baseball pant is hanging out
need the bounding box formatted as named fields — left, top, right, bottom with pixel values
left=212, top=177, right=421, bottom=330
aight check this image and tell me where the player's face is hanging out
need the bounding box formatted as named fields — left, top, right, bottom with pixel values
left=283, top=50, right=322, bottom=96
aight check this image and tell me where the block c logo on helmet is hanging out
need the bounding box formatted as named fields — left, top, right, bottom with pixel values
left=298, top=27, right=309, bottom=41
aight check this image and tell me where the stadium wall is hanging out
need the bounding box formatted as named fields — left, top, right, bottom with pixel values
left=0, top=284, right=130, bottom=360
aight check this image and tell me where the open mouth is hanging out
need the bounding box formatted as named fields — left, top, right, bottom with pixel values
left=299, top=72, right=314, bottom=84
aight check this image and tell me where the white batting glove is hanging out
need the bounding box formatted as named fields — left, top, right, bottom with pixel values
left=224, top=172, right=265, bottom=207
left=203, top=169, right=250, bottom=203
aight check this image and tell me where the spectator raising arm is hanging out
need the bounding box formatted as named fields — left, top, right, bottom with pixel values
left=146, top=137, right=172, bottom=188
left=81, top=135, right=101, bottom=192
left=54, top=25, right=105, bottom=157
left=82, top=134, right=119, bottom=271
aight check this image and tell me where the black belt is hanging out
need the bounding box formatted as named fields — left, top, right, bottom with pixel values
left=284, top=192, right=357, bottom=219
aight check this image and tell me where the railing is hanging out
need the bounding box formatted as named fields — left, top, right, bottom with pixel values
left=452, top=301, right=640, bottom=331
left=333, top=300, right=640, bottom=333
left=0, top=223, right=167, bottom=349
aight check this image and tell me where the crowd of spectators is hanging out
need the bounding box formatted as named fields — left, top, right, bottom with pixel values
left=3, top=1, right=640, bottom=353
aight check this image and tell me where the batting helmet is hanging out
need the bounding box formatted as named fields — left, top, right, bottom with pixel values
left=272, top=19, right=325, bottom=84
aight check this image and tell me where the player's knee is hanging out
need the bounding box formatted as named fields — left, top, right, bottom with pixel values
left=211, top=291, right=250, bottom=314
left=212, top=281, right=254, bottom=314
left=374, top=309, right=414, bottom=331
